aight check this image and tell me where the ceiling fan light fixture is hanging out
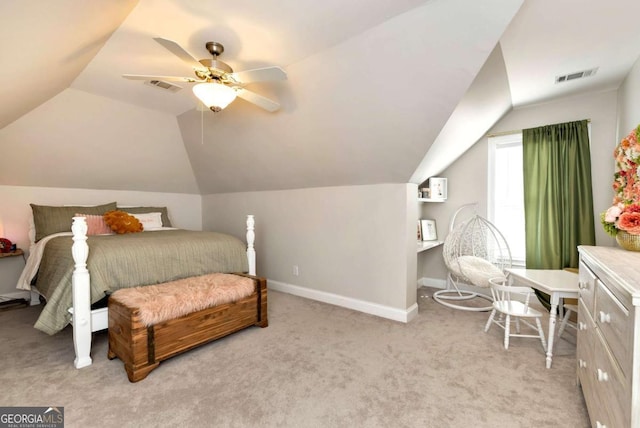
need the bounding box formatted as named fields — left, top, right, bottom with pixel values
left=192, top=82, right=237, bottom=112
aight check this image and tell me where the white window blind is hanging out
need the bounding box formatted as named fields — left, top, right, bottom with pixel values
left=488, top=133, right=525, bottom=265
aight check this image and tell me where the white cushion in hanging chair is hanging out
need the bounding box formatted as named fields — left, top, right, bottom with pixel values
left=455, top=255, right=506, bottom=288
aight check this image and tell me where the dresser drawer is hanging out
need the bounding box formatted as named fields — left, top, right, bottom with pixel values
left=577, top=298, right=595, bottom=369
left=577, top=299, right=628, bottom=428
left=578, top=259, right=597, bottom=316
left=577, top=299, right=596, bottom=412
left=591, top=328, right=629, bottom=428
left=595, top=279, right=631, bottom=377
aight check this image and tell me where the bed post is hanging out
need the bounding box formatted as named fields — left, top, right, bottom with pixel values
left=71, top=216, right=92, bottom=369
left=246, top=215, right=256, bottom=276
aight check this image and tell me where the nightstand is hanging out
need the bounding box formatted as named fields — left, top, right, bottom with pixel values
left=0, top=249, right=29, bottom=310
left=0, top=248, right=25, bottom=261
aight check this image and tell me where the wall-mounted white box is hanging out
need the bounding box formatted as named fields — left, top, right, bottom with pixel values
left=428, top=177, right=447, bottom=200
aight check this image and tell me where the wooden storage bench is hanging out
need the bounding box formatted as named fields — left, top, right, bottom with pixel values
left=107, top=273, right=268, bottom=382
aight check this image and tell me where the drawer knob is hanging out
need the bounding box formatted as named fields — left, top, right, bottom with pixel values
left=578, top=321, right=587, bottom=331
left=599, top=311, right=611, bottom=323
left=578, top=281, right=586, bottom=290
left=597, top=368, right=609, bottom=382
left=578, top=359, right=587, bottom=368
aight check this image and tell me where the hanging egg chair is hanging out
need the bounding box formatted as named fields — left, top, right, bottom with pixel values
left=433, top=203, right=512, bottom=311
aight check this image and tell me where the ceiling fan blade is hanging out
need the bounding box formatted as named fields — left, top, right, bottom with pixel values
left=153, top=37, right=204, bottom=69
left=236, top=88, right=281, bottom=112
left=122, top=74, right=204, bottom=83
left=229, top=66, right=287, bottom=84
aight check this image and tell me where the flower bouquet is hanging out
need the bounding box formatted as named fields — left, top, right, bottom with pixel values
left=602, top=124, right=640, bottom=250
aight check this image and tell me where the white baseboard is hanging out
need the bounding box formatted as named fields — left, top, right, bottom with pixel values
left=0, top=290, right=31, bottom=303
left=268, top=280, right=418, bottom=323
left=418, top=277, right=447, bottom=289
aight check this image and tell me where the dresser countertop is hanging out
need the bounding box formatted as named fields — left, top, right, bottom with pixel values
left=579, top=245, right=640, bottom=304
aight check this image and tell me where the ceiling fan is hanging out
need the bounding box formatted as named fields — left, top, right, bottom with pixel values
left=123, top=37, right=287, bottom=112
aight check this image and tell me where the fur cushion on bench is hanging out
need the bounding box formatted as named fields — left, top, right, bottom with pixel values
left=110, top=273, right=255, bottom=326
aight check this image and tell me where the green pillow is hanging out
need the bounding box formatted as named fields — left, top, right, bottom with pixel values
left=30, top=202, right=117, bottom=242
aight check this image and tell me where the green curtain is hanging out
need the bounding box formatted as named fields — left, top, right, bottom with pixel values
left=522, top=120, right=596, bottom=271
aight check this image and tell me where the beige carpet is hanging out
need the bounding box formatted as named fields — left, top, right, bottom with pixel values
left=0, top=287, right=590, bottom=427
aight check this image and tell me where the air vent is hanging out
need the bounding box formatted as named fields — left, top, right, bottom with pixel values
left=555, top=68, right=598, bottom=84
left=144, top=80, right=182, bottom=92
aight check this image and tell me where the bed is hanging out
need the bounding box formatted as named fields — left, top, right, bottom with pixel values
left=17, top=203, right=257, bottom=369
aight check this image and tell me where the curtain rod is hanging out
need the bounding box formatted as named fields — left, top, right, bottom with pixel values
left=486, top=119, right=591, bottom=138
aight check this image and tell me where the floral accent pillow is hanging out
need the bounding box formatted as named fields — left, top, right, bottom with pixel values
left=103, top=210, right=143, bottom=234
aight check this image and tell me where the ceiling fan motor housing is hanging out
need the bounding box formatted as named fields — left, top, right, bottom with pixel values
left=206, top=41, right=224, bottom=56
left=198, top=59, right=233, bottom=75
left=198, top=41, right=233, bottom=77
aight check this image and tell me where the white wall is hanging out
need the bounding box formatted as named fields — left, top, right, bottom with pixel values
left=0, top=88, right=199, bottom=194
left=617, top=55, right=640, bottom=144
left=419, top=89, right=619, bottom=284
left=0, top=185, right=201, bottom=299
left=202, top=183, right=419, bottom=322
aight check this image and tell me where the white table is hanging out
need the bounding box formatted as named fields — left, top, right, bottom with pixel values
left=506, top=268, right=579, bottom=369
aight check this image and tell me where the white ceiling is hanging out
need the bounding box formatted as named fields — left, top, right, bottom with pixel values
left=3, top=0, right=640, bottom=124
left=1, top=0, right=640, bottom=194
left=0, top=0, right=137, bottom=128
left=71, top=0, right=434, bottom=116
left=64, top=0, right=640, bottom=116
left=501, top=0, right=640, bottom=107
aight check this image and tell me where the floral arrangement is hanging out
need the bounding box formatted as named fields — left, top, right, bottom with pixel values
left=601, top=124, right=640, bottom=236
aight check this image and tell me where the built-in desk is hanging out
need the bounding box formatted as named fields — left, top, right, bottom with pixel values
left=417, top=240, right=443, bottom=253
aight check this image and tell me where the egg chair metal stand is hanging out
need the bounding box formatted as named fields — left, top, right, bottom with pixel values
left=433, top=203, right=513, bottom=312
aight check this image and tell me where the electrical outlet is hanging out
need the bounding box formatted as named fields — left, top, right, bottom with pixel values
left=293, top=265, right=299, bottom=276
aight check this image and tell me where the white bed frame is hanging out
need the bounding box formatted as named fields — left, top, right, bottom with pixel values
left=69, top=215, right=256, bottom=369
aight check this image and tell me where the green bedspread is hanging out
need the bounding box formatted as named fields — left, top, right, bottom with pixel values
left=34, top=230, right=249, bottom=335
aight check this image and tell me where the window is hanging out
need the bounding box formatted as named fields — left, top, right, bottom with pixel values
left=488, top=133, right=525, bottom=265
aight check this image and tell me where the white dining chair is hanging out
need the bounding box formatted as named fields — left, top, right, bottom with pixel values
left=557, top=303, right=578, bottom=339
left=484, top=277, right=547, bottom=352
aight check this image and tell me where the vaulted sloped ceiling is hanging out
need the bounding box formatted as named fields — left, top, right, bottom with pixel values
left=0, top=88, right=200, bottom=193
left=411, top=44, right=513, bottom=184
left=178, top=0, right=523, bottom=193
left=0, top=0, right=523, bottom=195
left=0, top=0, right=138, bottom=129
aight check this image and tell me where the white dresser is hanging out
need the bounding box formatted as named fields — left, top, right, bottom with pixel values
left=577, top=246, right=640, bottom=428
